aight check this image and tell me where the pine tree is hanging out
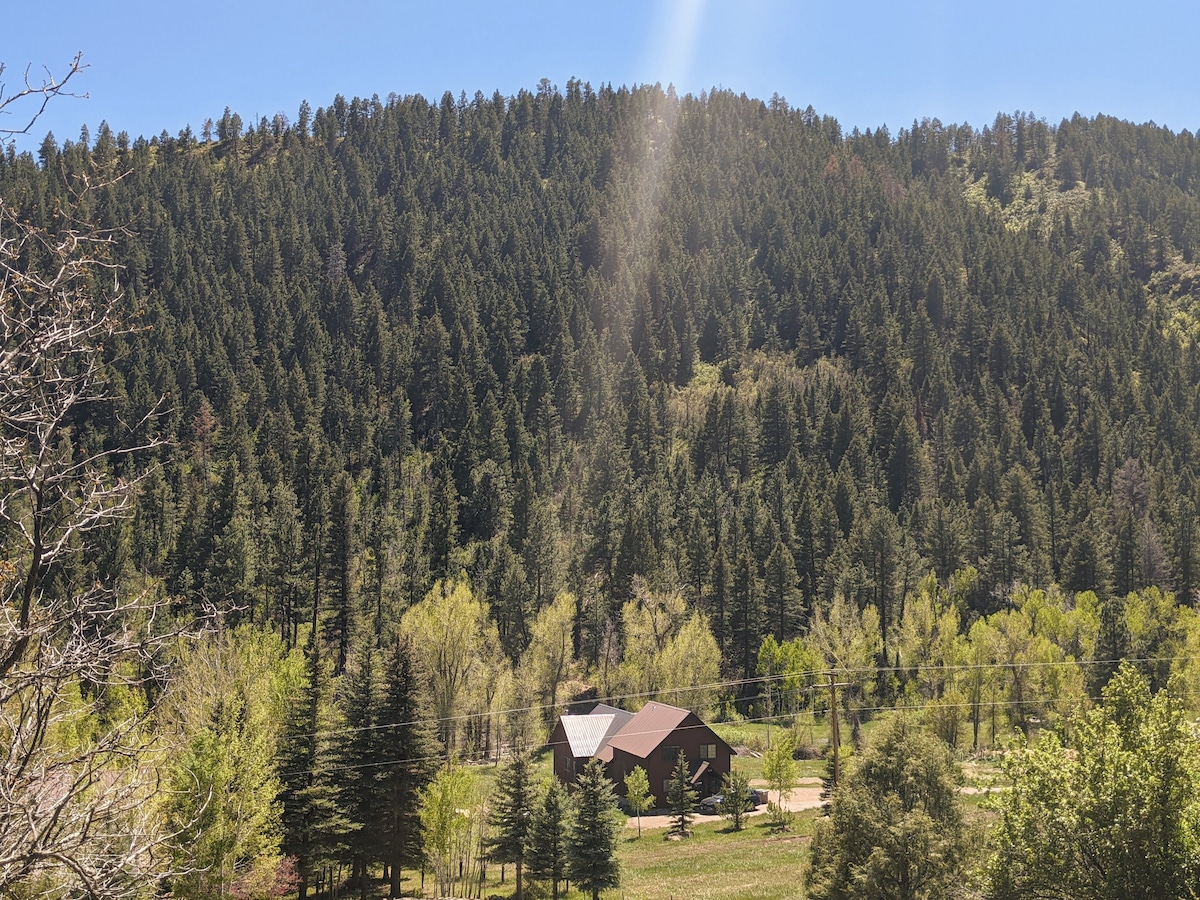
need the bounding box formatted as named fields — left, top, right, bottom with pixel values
left=336, top=643, right=383, bottom=899
left=377, top=635, right=441, bottom=898
left=710, top=545, right=732, bottom=654
left=326, top=470, right=357, bottom=675
left=567, top=759, right=622, bottom=900
left=807, top=716, right=965, bottom=900
left=718, top=768, right=753, bottom=832
left=764, top=541, right=801, bottom=641
left=666, top=752, right=698, bottom=837
left=486, top=753, right=534, bottom=900
left=730, top=549, right=763, bottom=679
left=527, top=779, right=569, bottom=900
left=279, top=639, right=346, bottom=899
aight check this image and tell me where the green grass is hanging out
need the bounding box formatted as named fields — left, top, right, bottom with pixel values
left=460, top=745, right=556, bottom=793
left=461, top=811, right=820, bottom=900
left=615, top=812, right=818, bottom=900
left=357, top=722, right=1005, bottom=899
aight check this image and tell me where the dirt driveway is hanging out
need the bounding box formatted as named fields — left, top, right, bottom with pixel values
left=625, top=778, right=825, bottom=830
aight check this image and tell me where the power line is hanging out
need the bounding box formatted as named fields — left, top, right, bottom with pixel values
left=276, top=660, right=1200, bottom=779
left=282, top=653, right=1196, bottom=743
left=282, top=709, right=798, bottom=778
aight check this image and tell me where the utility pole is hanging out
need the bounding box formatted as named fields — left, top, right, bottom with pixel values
left=826, top=672, right=852, bottom=790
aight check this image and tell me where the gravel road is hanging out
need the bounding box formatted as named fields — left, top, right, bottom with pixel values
left=624, top=778, right=825, bottom=830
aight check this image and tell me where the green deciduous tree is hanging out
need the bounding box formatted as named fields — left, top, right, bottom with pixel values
left=987, top=662, right=1200, bottom=900
left=761, top=731, right=798, bottom=831
left=806, top=716, right=965, bottom=900
left=400, top=575, right=503, bottom=751
left=757, top=634, right=821, bottom=728
left=418, top=764, right=477, bottom=899
left=810, top=593, right=883, bottom=734
left=163, top=627, right=301, bottom=899
left=654, top=611, right=722, bottom=716
left=519, top=590, right=577, bottom=732
left=623, top=765, right=653, bottom=837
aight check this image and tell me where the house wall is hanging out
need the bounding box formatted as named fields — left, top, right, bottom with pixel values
left=607, top=720, right=731, bottom=806
left=549, top=720, right=574, bottom=783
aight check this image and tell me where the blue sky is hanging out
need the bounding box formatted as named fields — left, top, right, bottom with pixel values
left=2, top=0, right=1198, bottom=153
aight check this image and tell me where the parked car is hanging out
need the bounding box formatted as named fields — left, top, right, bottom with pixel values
left=698, top=788, right=768, bottom=814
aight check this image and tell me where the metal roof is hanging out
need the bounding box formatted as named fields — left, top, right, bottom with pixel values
left=559, top=704, right=634, bottom=758
left=604, top=702, right=693, bottom=759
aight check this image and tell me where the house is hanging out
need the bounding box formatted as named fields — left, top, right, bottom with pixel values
left=549, top=701, right=733, bottom=806
left=549, top=703, right=634, bottom=783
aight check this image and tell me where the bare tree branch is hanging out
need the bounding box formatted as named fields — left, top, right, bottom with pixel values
left=0, top=107, right=188, bottom=896
left=0, top=53, right=88, bottom=140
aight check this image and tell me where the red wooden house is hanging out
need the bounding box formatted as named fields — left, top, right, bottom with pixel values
left=550, top=701, right=733, bottom=806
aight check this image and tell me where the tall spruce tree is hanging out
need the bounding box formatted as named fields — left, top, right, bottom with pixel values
left=336, top=643, right=383, bottom=899
left=567, top=759, right=621, bottom=900
left=486, top=753, right=534, bottom=900
left=527, top=779, right=569, bottom=900
left=667, top=752, right=698, bottom=837
left=279, top=639, right=345, bottom=899
left=377, top=635, right=440, bottom=898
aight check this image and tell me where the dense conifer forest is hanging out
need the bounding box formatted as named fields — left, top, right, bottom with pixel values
left=5, top=79, right=1200, bottom=896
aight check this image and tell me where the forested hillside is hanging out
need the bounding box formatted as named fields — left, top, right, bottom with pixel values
left=5, top=80, right=1200, bottom=896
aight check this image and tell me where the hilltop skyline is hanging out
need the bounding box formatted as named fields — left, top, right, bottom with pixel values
left=3, top=0, right=1198, bottom=154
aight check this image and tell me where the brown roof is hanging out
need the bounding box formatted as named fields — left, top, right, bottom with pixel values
left=555, top=701, right=732, bottom=764
left=604, top=702, right=693, bottom=758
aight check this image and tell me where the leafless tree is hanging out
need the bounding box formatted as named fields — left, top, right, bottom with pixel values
left=0, top=52, right=87, bottom=141
left=0, top=57, right=182, bottom=899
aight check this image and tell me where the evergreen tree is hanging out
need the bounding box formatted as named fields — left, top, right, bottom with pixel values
left=486, top=753, right=534, bottom=900
left=764, top=540, right=801, bottom=641
left=718, top=768, right=753, bottom=831
left=377, top=635, right=440, bottom=898
left=807, top=716, right=965, bottom=900
left=666, top=752, right=698, bottom=837
left=567, top=759, right=622, bottom=900
left=326, top=470, right=358, bottom=675
left=336, top=643, right=383, bottom=898
left=278, top=639, right=346, bottom=899
left=527, top=779, right=569, bottom=900
left=730, top=548, right=763, bottom=679
left=709, top=543, right=732, bottom=653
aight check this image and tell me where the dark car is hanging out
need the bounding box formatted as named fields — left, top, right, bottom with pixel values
left=698, top=788, right=768, bottom=814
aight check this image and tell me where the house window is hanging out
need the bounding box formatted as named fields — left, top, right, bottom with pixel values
left=662, top=744, right=681, bottom=763
left=698, top=743, right=717, bottom=761
left=662, top=780, right=672, bottom=798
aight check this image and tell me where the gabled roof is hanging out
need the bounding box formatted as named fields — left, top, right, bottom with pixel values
left=557, top=701, right=731, bottom=763
left=605, top=702, right=695, bottom=759
left=558, top=703, right=634, bottom=758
